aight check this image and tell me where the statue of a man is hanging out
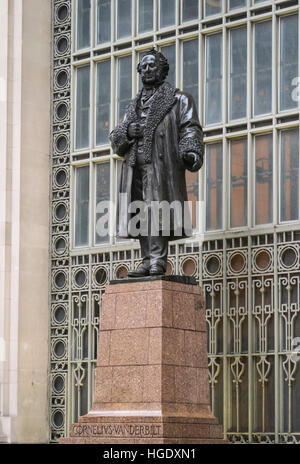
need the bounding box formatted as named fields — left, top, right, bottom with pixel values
left=110, top=48, right=203, bottom=277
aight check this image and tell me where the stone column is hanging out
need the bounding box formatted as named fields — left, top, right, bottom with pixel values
left=60, top=276, right=224, bottom=444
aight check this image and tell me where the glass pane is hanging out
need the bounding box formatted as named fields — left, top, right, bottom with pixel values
left=205, top=33, right=222, bottom=125
left=230, top=138, right=247, bottom=228
left=185, top=170, right=198, bottom=230
left=254, top=21, right=272, bottom=116
left=95, top=163, right=110, bottom=244
left=255, top=134, right=273, bottom=225
left=206, top=143, right=223, bottom=230
left=205, top=0, right=222, bottom=17
left=76, top=66, right=90, bottom=149
left=280, top=129, right=299, bottom=222
left=280, top=15, right=299, bottom=111
left=229, top=0, right=246, bottom=9
left=115, top=159, right=123, bottom=242
left=97, top=0, right=111, bottom=44
left=160, top=44, right=176, bottom=87
left=230, top=27, right=247, bottom=120
left=117, top=0, right=132, bottom=39
left=77, top=0, right=91, bottom=50
left=138, top=51, right=148, bottom=90
left=160, top=0, right=175, bottom=28
left=182, top=0, right=198, bottom=22
left=117, top=55, right=132, bottom=124
left=96, top=61, right=111, bottom=146
left=138, top=0, right=153, bottom=33
left=75, top=166, right=90, bottom=247
left=182, top=39, right=199, bottom=108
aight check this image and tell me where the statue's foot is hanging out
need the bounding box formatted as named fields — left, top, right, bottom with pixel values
left=127, top=266, right=150, bottom=278
left=149, top=264, right=166, bottom=276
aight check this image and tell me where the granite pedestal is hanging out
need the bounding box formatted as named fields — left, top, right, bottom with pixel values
left=60, top=276, right=225, bottom=444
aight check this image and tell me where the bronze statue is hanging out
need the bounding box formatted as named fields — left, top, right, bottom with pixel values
left=110, top=48, right=203, bottom=277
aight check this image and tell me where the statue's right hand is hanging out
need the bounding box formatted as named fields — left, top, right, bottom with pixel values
left=128, top=123, right=144, bottom=139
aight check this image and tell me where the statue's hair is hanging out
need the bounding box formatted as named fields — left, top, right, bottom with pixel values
left=137, top=47, right=169, bottom=82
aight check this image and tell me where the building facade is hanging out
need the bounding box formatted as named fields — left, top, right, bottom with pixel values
left=0, top=0, right=51, bottom=443
left=1, top=0, right=300, bottom=444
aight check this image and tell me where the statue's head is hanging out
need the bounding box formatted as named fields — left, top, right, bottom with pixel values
left=137, top=48, right=169, bottom=87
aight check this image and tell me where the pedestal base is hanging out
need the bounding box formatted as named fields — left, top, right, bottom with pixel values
left=60, top=277, right=225, bottom=444
left=60, top=415, right=224, bottom=444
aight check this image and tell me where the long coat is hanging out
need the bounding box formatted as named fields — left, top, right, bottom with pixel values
left=110, top=81, right=204, bottom=240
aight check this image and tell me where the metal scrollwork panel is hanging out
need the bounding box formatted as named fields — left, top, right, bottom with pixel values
left=50, top=0, right=71, bottom=443
left=252, top=277, right=274, bottom=353
left=228, top=356, right=248, bottom=434
left=204, top=281, right=223, bottom=356
left=227, top=280, right=248, bottom=355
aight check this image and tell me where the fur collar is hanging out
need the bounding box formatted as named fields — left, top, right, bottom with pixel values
left=126, top=82, right=177, bottom=165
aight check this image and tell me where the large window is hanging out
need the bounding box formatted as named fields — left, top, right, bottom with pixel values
left=117, top=0, right=132, bottom=39
left=72, top=2, right=300, bottom=242
left=229, top=27, right=247, bottom=121
left=205, top=33, right=222, bottom=125
left=95, top=163, right=110, bottom=244
left=280, top=14, right=299, bottom=111
left=96, top=61, right=111, bottom=146
left=280, top=128, right=300, bottom=222
left=182, top=39, right=198, bottom=107
left=160, top=44, right=176, bottom=87
left=160, top=0, right=176, bottom=28
left=182, top=0, right=198, bottom=22
left=117, top=56, right=132, bottom=124
left=76, top=0, right=91, bottom=50
left=205, top=0, right=222, bottom=17
left=138, top=0, right=153, bottom=33
left=75, top=166, right=90, bottom=246
left=255, top=134, right=273, bottom=225
left=97, top=0, right=111, bottom=44
left=254, top=21, right=272, bottom=116
left=75, top=66, right=90, bottom=149
left=230, top=138, right=248, bottom=228
left=206, top=143, right=223, bottom=231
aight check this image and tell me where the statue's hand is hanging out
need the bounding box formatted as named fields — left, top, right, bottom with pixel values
left=128, top=123, right=144, bottom=139
left=183, top=152, right=203, bottom=172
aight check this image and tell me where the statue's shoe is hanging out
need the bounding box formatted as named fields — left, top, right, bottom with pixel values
left=127, top=267, right=150, bottom=277
left=149, top=264, right=166, bottom=276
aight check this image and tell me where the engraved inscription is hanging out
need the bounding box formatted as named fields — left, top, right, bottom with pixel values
left=72, top=423, right=161, bottom=437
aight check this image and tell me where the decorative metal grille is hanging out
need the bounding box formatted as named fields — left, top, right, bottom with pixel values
left=50, top=0, right=72, bottom=442
left=50, top=0, right=300, bottom=444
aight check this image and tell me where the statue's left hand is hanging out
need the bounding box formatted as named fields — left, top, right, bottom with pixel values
left=183, top=152, right=203, bottom=172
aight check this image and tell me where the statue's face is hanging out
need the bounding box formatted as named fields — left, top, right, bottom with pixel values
left=140, top=54, right=160, bottom=86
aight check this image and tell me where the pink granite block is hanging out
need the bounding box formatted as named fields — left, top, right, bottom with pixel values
left=100, top=293, right=116, bottom=330
left=162, top=328, right=185, bottom=366
left=184, top=331, right=208, bottom=368
left=115, top=291, right=147, bottom=329
left=161, top=365, right=175, bottom=402
left=143, top=365, right=162, bottom=402
left=110, top=328, right=149, bottom=365
left=196, top=367, right=210, bottom=405
left=172, top=292, right=196, bottom=330
left=174, top=366, right=198, bottom=403
left=93, top=366, right=113, bottom=404
left=148, top=327, right=162, bottom=364
left=97, top=330, right=111, bottom=366
left=111, top=365, right=144, bottom=403
left=146, top=290, right=163, bottom=327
